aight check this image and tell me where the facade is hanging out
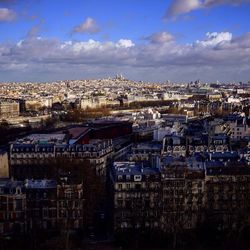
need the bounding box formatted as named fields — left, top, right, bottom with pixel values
left=0, top=179, right=84, bottom=235
left=0, top=100, right=19, bottom=118
left=0, top=151, right=9, bottom=178
left=57, top=183, right=84, bottom=229
left=10, top=135, right=114, bottom=178
left=111, top=162, right=161, bottom=231
left=111, top=159, right=250, bottom=235
left=225, top=113, right=250, bottom=140
left=161, top=166, right=205, bottom=232
left=25, top=180, right=58, bottom=231
left=0, top=180, right=26, bottom=235
left=205, top=165, right=250, bottom=230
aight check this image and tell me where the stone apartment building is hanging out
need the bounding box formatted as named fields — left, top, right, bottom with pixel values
left=111, top=159, right=250, bottom=235
left=0, top=99, right=19, bottom=119
left=160, top=166, right=205, bottom=232
left=111, top=161, right=161, bottom=232
left=0, top=180, right=26, bottom=235
left=25, top=180, right=58, bottom=231
left=224, top=113, right=250, bottom=140
left=9, top=134, right=114, bottom=179
left=0, top=179, right=84, bottom=235
left=0, top=151, right=9, bottom=178
left=205, top=165, right=250, bottom=230
left=57, top=183, right=84, bottom=229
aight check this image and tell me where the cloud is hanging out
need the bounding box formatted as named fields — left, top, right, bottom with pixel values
left=0, top=8, right=16, bottom=21
left=73, top=17, right=100, bottom=34
left=204, top=0, right=250, bottom=7
left=146, top=31, right=175, bottom=44
left=166, top=0, right=201, bottom=18
left=195, top=32, right=232, bottom=47
left=165, top=0, right=250, bottom=18
left=117, top=39, right=135, bottom=48
left=0, top=31, right=250, bottom=82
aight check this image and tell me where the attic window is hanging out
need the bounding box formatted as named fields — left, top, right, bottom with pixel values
left=134, top=175, right=142, bottom=181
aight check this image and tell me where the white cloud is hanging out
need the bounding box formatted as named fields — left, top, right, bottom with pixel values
left=195, top=32, right=232, bottom=47
left=0, top=8, right=16, bottom=21
left=73, top=17, right=100, bottom=34
left=117, top=39, right=135, bottom=48
left=0, top=31, right=250, bottom=82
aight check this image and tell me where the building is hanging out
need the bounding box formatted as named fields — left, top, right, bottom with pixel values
left=0, top=99, right=19, bottom=118
left=111, top=161, right=161, bottom=232
left=57, top=182, right=84, bottom=230
left=0, top=180, right=26, bottom=235
left=205, top=165, right=250, bottom=230
left=111, top=156, right=250, bottom=236
left=10, top=133, right=114, bottom=178
left=0, top=151, right=9, bottom=178
left=0, top=179, right=84, bottom=235
left=161, top=165, right=205, bottom=232
left=225, top=113, right=250, bottom=140
left=25, top=179, right=58, bottom=231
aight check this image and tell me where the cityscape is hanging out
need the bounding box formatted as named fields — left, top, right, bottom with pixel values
left=1, top=0, right=250, bottom=250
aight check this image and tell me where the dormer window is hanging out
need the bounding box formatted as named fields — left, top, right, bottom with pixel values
left=16, top=188, right=21, bottom=195
left=134, top=175, right=142, bottom=182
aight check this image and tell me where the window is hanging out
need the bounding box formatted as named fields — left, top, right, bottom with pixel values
left=16, top=188, right=21, bottom=195
left=117, top=200, right=123, bottom=207
left=126, top=175, right=131, bottom=180
left=134, top=175, right=142, bottom=182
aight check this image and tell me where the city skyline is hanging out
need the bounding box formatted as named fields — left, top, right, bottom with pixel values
left=0, top=0, right=250, bottom=82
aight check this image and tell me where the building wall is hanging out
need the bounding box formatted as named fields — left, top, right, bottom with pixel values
left=0, top=101, right=19, bottom=118
left=0, top=151, right=9, bottom=178
left=113, top=177, right=161, bottom=231
left=205, top=172, right=250, bottom=230
left=0, top=182, right=26, bottom=235
left=0, top=180, right=84, bottom=235
left=112, top=165, right=250, bottom=234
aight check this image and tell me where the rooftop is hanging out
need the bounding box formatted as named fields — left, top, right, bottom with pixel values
left=25, top=179, right=57, bottom=189
left=113, top=161, right=160, bottom=176
left=14, top=133, right=67, bottom=145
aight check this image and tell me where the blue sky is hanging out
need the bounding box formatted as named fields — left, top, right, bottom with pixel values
left=0, top=0, right=250, bottom=82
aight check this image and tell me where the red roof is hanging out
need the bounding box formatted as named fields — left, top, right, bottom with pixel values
left=68, top=127, right=90, bottom=139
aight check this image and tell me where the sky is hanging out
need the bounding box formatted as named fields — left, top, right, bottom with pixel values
left=0, top=0, right=250, bottom=83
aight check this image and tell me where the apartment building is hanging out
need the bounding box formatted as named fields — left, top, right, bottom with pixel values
left=0, top=150, right=9, bottom=178
left=160, top=166, right=205, bottom=232
left=111, top=161, right=161, bottom=231
left=0, top=180, right=26, bottom=235
left=0, top=99, right=19, bottom=118
left=205, top=165, right=250, bottom=230
left=0, top=179, right=84, bottom=235
left=9, top=134, right=114, bottom=178
left=111, top=158, right=250, bottom=235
